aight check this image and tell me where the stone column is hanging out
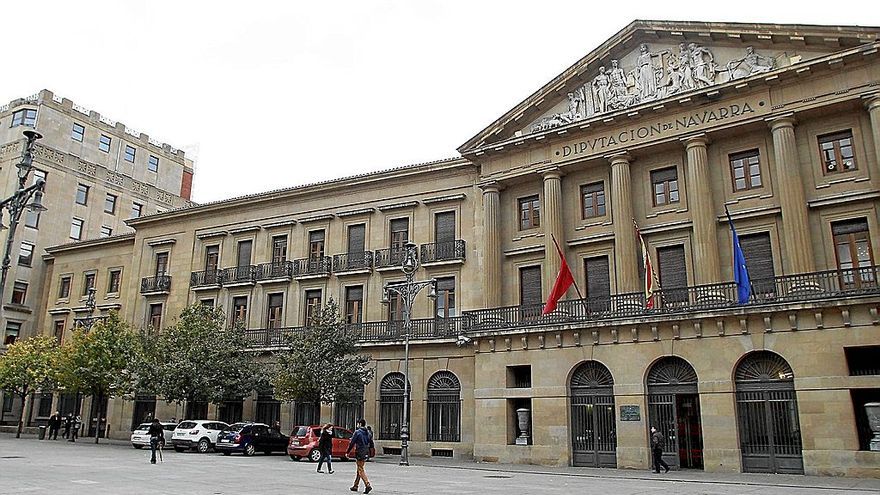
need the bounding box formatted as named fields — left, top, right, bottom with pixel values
left=541, top=168, right=565, bottom=294
left=480, top=183, right=502, bottom=308
left=682, top=135, right=721, bottom=285
left=865, top=95, right=880, bottom=182
left=768, top=116, right=815, bottom=274
left=609, top=154, right=639, bottom=293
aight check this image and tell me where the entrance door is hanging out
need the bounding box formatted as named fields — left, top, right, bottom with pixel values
left=647, top=357, right=704, bottom=470
left=735, top=351, right=804, bottom=474
left=131, top=396, right=157, bottom=429
left=570, top=361, right=617, bottom=467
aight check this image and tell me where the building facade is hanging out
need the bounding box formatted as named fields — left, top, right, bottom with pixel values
left=32, top=21, right=880, bottom=477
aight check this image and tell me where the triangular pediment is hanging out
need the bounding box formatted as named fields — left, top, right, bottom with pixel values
left=458, top=20, right=879, bottom=154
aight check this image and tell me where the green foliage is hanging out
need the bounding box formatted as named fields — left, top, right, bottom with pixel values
left=136, top=304, right=264, bottom=404
left=272, top=300, right=373, bottom=404
left=0, top=334, right=60, bottom=398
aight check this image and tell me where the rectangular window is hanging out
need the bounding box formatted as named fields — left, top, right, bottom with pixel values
left=584, top=256, right=611, bottom=300
left=651, top=167, right=679, bottom=206
left=83, top=273, right=96, bottom=295
left=729, top=150, right=762, bottom=191
left=124, top=144, right=136, bottom=163
left=53, top=320, right=65, bottom=344
left=70, top=218, right=84, bottom=240
left=75, top=184, right=89, bottom=205
left=390, top=218, right=409, bottom=251
left=345, top=286, right=363, bottom=324
left=11, top=282, right=27, bottom=305
left=845, top=346, right=880, bottom=376
left=435, top=211, right=456, bottom=244
left=11, top=108, right=37, bottom=127
left=98, top=134, right=112, bottom=153
left=237, top=240, right=252, bottom=266
left=148, top=155, right=159, bottom=173
left=149, top=303, right=163, bottom=331
left=519, top=266, right=542, bottom=321
left=266, top=293, right=284, bottom=328
left=739, top=232, right=775, bottom=296
left=59, top=276, right=71, bottom=299
left=518, top=195, right=540, bottom=230
left=309, top=230, right=325, bottom=259
left=107, top=269, right=121, bottom=293
left=832, top=218, right=876, bottom=289
left=819, top=130, right=857, bottom=174
left=232, top=296, right=248, bottom=326
left=104, top=193, right=117, bottom=214
left=435, top=277, right=456, bottom=318
left=387, top=289, right=403, bottom=322
left=347, top=224, right=365, bottom=253
left=100, top=226, right=112, bottom=237
left=205, top=245, right=220, bottom=271
left=18, top=242, right=34, bottom=266
left=71, top=123, right=85, bottom=142
left=657, top=245, right=687, bottom=304
left=272, top=235, right=288, bottom=263
left=304, top=289, right=322, bottom=325
left=200, top=298, right=215, bottom=308
left=155, top=252, right=169, bottom=277
left=131, top=202, right=143, bottom=219
left=4, top=322, right=21, bottom=345
left=580, top=182, right=606, bottom=219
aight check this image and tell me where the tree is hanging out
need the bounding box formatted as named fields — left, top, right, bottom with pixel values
left=56, top=312, right=140, bottom=443
left=272, top=300, right=373, bottom=405
left=0, top=335, right=59, bottom=438
left=137, top=304, right=264, bottom=409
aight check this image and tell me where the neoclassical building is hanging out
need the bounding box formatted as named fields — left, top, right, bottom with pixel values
left=33, top=21, right=880, bottom=477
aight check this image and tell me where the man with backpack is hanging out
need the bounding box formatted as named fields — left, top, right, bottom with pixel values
left=346, top=419, right=373, bottom=493
left=650, top=426, right=670, bottom=473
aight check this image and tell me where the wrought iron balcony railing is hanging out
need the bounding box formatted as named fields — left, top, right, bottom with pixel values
left=140, top=275, right=171, bottom=294
left=190, top=269, right=223, bottom=287
left=221, top=265, right=256, bottom=284
left=293, top=256, right=332, bottom=277
left=333, top=251, right=374, bottom=272
left=420, top=240, right=466, bottom=263
left=255, top=261, right=294, bottom=281
left=373, top=247, right=407, bottom=269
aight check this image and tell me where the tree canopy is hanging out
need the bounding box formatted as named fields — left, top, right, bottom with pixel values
left=0, top=335, right=60, bottom=437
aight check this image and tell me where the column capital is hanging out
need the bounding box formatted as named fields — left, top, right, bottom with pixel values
left=538, top=166, right=564, bottom=180
left=681, top=133, right=710, bottom=149
left=767, top=114, right=797, bottom=132
left=606, top=152, right=632, bottom=167
left=478, top=181, right=503, bottom=194
left=863, top=92, right=880, bottom=112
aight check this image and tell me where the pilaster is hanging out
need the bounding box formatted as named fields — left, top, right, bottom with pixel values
left=609, top=154, right=639, bottom=293
left=541, top=169, right=565, bottom=294
left=682, top=135, right=721, bottom=284
left=480, top=183, right=502, bottom=308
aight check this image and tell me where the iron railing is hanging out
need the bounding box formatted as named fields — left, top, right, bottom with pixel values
left=140, top=275, right=171, bottom=293
left=293, top=256, right=332, bottom=277
left=221, top=265, right=256, bottom=284
left=190, top=269, right=223, bottom=287
left=374, top=247, right=407, bottom=268
left=255, top=261, right=294, bottom=281
left=420, top=240, right=466, bottom=263
left=333, top=252, right=373, bottom=272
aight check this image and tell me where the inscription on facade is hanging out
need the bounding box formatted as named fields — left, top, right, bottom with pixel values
left=619, top=405, right=641, bottom=421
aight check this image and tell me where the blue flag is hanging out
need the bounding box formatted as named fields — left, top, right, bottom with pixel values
left=726, top=208, right=751, bottom=304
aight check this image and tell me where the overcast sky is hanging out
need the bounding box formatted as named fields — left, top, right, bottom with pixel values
left=1, top=1, right=876, bottom=203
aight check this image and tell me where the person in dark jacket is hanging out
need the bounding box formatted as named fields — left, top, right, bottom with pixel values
left=316, top=423, right=334, bottom=474
left=650, top=426, right=670, bottom=473
left=68, top=416, right=81, bottom=442
left=345, top=419, right=372, bottom=494
left=62, top=414, right=72, bottom=439
left=148, top=419, right=165, bottom=464
left=47, top=411, right=62, bottom=440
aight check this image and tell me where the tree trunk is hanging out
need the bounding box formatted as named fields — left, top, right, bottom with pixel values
left=94, top=392, right=102, bottom=444
left=15, top=391, right=26, bottom=438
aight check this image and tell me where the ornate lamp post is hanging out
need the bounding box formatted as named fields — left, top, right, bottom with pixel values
left=382, top=241, right=436, bottom=466
left=0, top=130, right=47, bottom=329
left=75, top=287, right=104, bottom=330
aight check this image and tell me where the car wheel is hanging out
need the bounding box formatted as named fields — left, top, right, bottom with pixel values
left=133, top=444, right=143, bottom=449
left=244, top=444, right=256, bottom=457
left=174, top=446, right=186, bottom=453
left=289, top=455, right=300, bottom=461
left=308, top=449, right=321, bottom=462
left=222, top=451, right=232, bottom=456
left=197, top=438, right=211, bottom=453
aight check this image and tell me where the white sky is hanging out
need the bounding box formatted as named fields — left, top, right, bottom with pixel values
left=2, top=1, right=876, bottom=203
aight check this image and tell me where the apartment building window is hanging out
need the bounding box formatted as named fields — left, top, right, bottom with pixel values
left=11, top=108, right=37, bottom=127
left=205, top=245, right=219, bottom=271
left=18, top=242, right=34, bottom=266
left=345, top=286, right=363, bottom=324
left=390, top=218, right=409, bottom=251
left=70, top=218, right=84, bottom=240
left=155, top=252, right=169, bottom=276
left=104, top=193, right=117, bottom=214
left=651, top=167, right=679, bottom=206
left=304, top=289, right=322, bottom=325
left=266, top=293, right=284, bottom=328
left=131, top=202, right=143, bottom=219
left=98, top=134, right=112, bottom=153
left=518, top=195, right=540, bottom=230
left=347, top=224, right=366, bottom=253
left=124, top=145, right=136, bottom=163
left=519, top=266, right=542, bottom=319
left=232, top=296, right=248, bottom=326
left=148, top=155, right=159, bottom=173
left=237, top=240, right=252, bottom=266
left=584, top=256, right=611, bottom=300
left=75, top=184, right=89, bottom=205
left=272, top=235, right=288, bottom=263
left=832, top=218, right=875, bottom=289
left=740, top=232, right=775, bottom=295
left=71, top=123, right=85, bottom=142
left=200, top=299, right=215, bottom=308
left=100, top=226, right=112, bottom=237
left=657, top=245, right=688, bottom=304
left=309, top=230, right=325, bottom=259
left=435, top=277, right=456, bottom=318
left=107, top=269, right=122, bottom=294
left=580, top=182, right=606, bottom=219
left=53, top=320, right=65, bottom=344
left=435, top=211, right=456, bottom=244
left=819, top=130, right=856, bottom=174
left=4, top=322, right=21, bottom=345
left=729, top=150, right=762, bottom=191
left=387, top=290, right=403, bottom=322
left=83, top=273, right=96, bottom=296
left=58, top=276, right=71, bottom=299
left=11, top=282, right=27, bottom=305
left=149, top=303, right=163, bottom=332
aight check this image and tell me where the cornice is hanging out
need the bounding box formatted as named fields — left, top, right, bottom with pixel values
left=336, top=207, right=376, bottom=218
left=44, top=232, right=136, bottom=255
left=298, top=214, right=335, bottom=224
left=196, top=230, right=229, bottom=240
left=377, top=201, right=419, bottom=212
left=228, top=225, right=261, bottom=234
left=422, top=194, right=467, bottom=205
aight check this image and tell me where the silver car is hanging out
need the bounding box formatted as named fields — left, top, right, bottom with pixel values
left=130, top=422, right=176, bottom=449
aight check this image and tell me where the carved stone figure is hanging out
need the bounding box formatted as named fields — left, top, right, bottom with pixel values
left=567, top=90, right=584, bottom=120
left=592, top=66, right=611, bottom=114
left=666, top=42, right=695, bottom=95
left=635, top=43, right=665, bottom=101
left=727, top=46, right=775, bottom=80
left=608, top=59, right=637, bottom=110
left=689, top=43, right=717, bottom=87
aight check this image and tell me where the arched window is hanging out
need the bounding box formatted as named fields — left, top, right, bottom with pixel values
left=378, top=372, right=407, bottom=440
left=569, top=361, right=616, bottom=468
left=426, top=371, right=461, bottom=442
left=645, top=356, right=703, bottom=470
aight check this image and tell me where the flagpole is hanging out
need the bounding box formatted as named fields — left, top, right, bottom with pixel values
left=550, top=234, right=591, bottom=316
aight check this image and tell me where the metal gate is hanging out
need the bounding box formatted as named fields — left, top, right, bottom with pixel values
left=735, top=351, right=803, bottom=474
left=570, top=361, right=616, bottom=467
left=646, top=356, right=703, bottom=470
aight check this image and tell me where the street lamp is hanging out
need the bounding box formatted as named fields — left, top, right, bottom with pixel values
left=382, top=241, right=436, bottom=466
left=0, top=130, right=46, bottom=329
left=75, top=286, right=104, bottom=330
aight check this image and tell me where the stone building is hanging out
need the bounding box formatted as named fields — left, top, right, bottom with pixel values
left=34, top=21, right=880, bottom=477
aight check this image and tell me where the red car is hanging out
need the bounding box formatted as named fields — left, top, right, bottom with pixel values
left=287, top=425, right=353, bottom=462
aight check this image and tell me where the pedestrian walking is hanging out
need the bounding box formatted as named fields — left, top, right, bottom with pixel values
left=316, top=423, right=334, bottom=474
left=47, top=411, right=61, bottom=440
left=68, top=415, right=81, bottom=442
left=62, top=414, right=72, bottom=439
left=148, top=418, right=165, bottom=464
left=650, top=426, right=670, bottom=474
left=346, top=419, right=373, bottom=494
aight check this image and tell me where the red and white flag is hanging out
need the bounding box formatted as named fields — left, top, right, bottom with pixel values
left=634, top=220, right=660, bottom=309
left=542, top=238, right=574, bottom=316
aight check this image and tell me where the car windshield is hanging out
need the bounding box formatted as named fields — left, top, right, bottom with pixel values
left=292, top=426, right=309, bottom=437
left=177, top=422, right=197, bottom=429
left=134, top=423, right=150, bottom=431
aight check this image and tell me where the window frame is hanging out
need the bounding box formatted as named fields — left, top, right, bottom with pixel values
left=18, top=242, right=34, bottom=267
left=58, top=276, right=72, bottom=299
left=82, top=272, right=96, bottom=296
left=107, top=269, right=122, bottom=294
left=818, top=130, right=857, bottom=175
left=98, top=134, right=112, bottom=153
left=728, top=149, right=763, bottom=192
left=304, top=289, right=322, bottom=325
left=100, top=226, right=112, bottom=237
left=104, top=193, right=117, bottom=214
left=148, top=155, right=159, bottom=173
left=148, top=303, right=163, bottom=332
left=124, top=144, right=136, bottom=163
left=650, top=166, right=680, bottom=207
left=266, top=293, right=284, bottom=328
left=131, top=202, right=143, bottom=219
left=518, top=195, right=540, bottom=230
left=11, top=281, right=27, bottom=305
left=580, top=181, right=607, bottom=219
left=71, top=122, right=85, bottom=142
left=70, top=218, right=84, bottom=240
left=75, top=184, right=89, bottom=206
left=11, top=108, right=37, bottom=127
left=832, top=219, right=876, bottom=289
left=232, top=296, right=249, bottom=326
left=345, top=285, right=363, bottom=324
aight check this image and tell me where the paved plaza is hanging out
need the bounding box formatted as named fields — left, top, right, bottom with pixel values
left=1, top=434, right=879, bottom=494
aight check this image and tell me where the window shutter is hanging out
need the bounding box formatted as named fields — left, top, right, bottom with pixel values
left=435, top=212, right=456, bottom=244
left=309, top=230, right=325, bottom=244
left=584, top=256, right=611, bottom=298
left=237, top=240, right=252, bottom=266
left=519, top=266, right=543, bottom=306
left=739, top=232, right=775, bottom=282
left=651, top=167, right=678, bottom=183
left=657, top=245, right=687, bottom=289
left=348, top=224, right=366, bottom=253
left=832, top=218, right=869, bottom=236
left=346, top=285, right=363, bottom=302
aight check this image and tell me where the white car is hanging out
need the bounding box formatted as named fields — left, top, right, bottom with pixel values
left=130, top=422, right=177, bottom=449
left=170, top=420, right=230, bottom=453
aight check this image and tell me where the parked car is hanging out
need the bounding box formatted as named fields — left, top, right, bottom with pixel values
left=287, top=425, right=353, bottom=462
left=170, top=420, right=229, bottom=453
left=130, top=421, right=177, bottom=449
left=215, top=422, right=289, bottom=456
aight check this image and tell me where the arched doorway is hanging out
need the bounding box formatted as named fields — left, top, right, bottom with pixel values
left=734, top=351, right=803, bottom=474
left=426, top=371, right=461, bottom=442
left=569, top=361, right=616, bottom=467
left=647, top=356, right=703, bottom=470
left=378, top=372, right=407, bottom=440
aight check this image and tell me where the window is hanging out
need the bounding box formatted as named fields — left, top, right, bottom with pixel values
left=83, top=273, right=96, bottom=296
left=4, top=322, right=20, bottom=345
left=845, top=346, right=880, bottom=376
left=584, top=256, right=611, bottom=313
left=519, top=266, right=542, bottom=307
left=75, top=184, right=89, bottom=205
left=304, top=289, right=322, bottom=325
left=272, top=235, right=287, bottom=263
left=657, top=245, right=688, bottom=304
left=148, top=303, right=163, bottom=331
left=53, top=320, right=65, bottom=344
left=70, top=218, right=84, bottom=240
left=59, top=276, right=71, bottom=299
left=148, top=155, right=159, bottom=173
left=237, top=240, right=252, bottom=266
left=155, top=252, right=169, bottom=277
left=266, top=293, right=284, bottom=328
left=11, top=282, right=27, bottom=305
left=435, top=277, right=456, bottom=318
left=309, top=230, right=325, bottom=259
left=124, top=145, right=136, bottom=163
left=651, top=167, right=679, bottom=206
left=232, top=296, right=248, bottom=326
left=390, top=218, right=409, bottom=251
left=518, top=195, right=540, bottom=230
left=98, top=134, right=111, bottom=153
left=104, top=193, right=117, bottom=214
left=347, top=224, right=366, bottom=253
left=345, top=286, right=363, bottom=324
left=435, top=211, right=456, bottom=244
left=819, top=130, right=856, bottom=174
left=205, top=245, right=220, bottom=272
left=426, top=371, right=461, bottom=442
left=200, top=298, right=215, bottom=308
left=740, top=232, right=775, bottom=296
left=131, top=202, right=143, bottom=219
left=18, top=242, right=34, bottom=266
left=100, top=226, right=112, bottom=237
left=729, top=150, right=762, bottom=191
left=11, top=108, right=37, bottom=127
left=378, top=373, right=406, bottom=440
left=107, top=269, right=121, bottom=294
left=581, top=182, right=606, bottom=219
left=832, top=218, right=876, bottom=289
left=71, top=123, right=85, bottom=142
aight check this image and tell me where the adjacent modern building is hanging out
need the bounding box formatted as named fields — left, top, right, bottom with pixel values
left=14, top=21, right=880, bottom=477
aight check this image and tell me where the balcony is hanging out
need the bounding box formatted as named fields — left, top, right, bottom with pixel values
left=293, top=257, right=332, bottom=278
left=255, top=261, right=294, bottom=282
left=190, top=269, right=223, bottom=289
left=221, top=265, right=256, bottom=286
left=374, top=247, right=406, bottom=269
left=140, top=275, right=171, bottom=294
left=420, top=240, right=466, bottom=264
left=333, top=251, right=374, bottom=273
